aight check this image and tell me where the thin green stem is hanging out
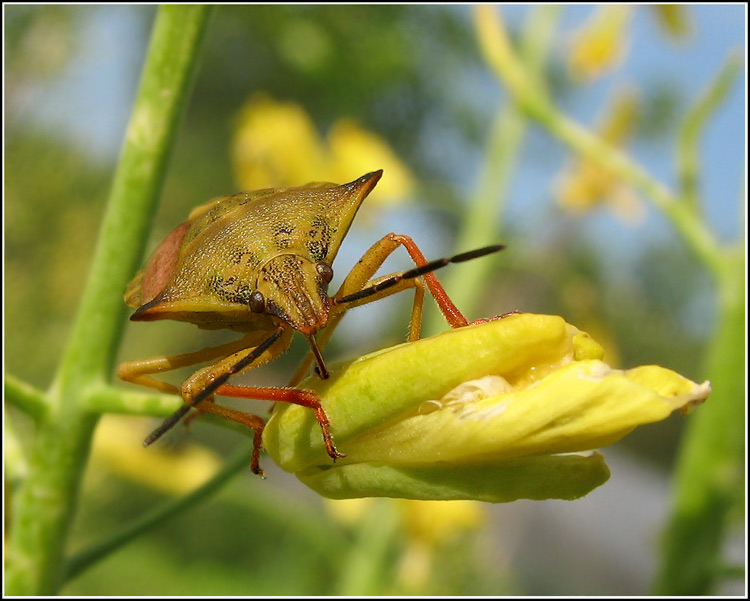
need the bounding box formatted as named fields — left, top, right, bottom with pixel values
left=653, top=251, right=745, bottom=594
left=533, top=110, right=725, bottom=277
left=474, top=5, right=725, bottom=278
left=4, top=7, right=212, bottom=595
left=64, top=443, right=254, bottom=582
left=335, top=499, right=400, bottom=596
left=677, top=52, right=743, bottom=212
left=64, top=442, right=350, bottom=583
left=4, top=371, right=48, bottom=422
left=425, top=6, right=558, bottom=333
left=423, top=106, right=522, bottom=336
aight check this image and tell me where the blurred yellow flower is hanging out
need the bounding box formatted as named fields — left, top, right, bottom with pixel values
left=324, top=496, right=483, bottom=593
left=264, top=314, right=710, bottom=503
left=324, top=497, right=374, bottom=527
left=398, top=499, right=482, bottom=547
left=556, top=88, right=645, bottom=221
left=232, top=94, right=325, bottom=187
left=651, top=5, right=692, bottom=41
left=232, top=94, right=414, bottom=207
left=91, top=415, right=221, bottom=495
left=568, top=6, right=633, bottom=82
left=395, top=499, right=483, bottom=592
left=328, top=119, right=415, bottom=206
left=324, top=497, right=481, bottom=545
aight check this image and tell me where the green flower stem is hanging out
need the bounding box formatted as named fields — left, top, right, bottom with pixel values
left=83, top=385, right=183, bottom=417
left=4, top=371, right=48, bottom=422
left=532, top=108, right=726, bottom=277
left=56, top=5, right=212, bottom=385
left=335, top=499, right=400, bottom=596
left=474, top=5, right=725, bottom=278
left=677, top=52, right=743, bottom=213
left=5, top=7, right=212, bottom=595
left=654, top=251, right=745, bottom=594
left=426, top=6, right=558, bottom=333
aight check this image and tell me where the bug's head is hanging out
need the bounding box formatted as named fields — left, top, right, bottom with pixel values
left=249, top=253, right=334, bottom=338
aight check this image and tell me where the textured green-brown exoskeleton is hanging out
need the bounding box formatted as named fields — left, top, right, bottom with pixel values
left=118, top=170, right=505, bottom=475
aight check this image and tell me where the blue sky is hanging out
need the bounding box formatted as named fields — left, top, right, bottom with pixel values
left=19, top=5, right=746, bottom=254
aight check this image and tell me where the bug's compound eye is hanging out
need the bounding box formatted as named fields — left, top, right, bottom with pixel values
left=249, top=290, right=265, bottom=313
left=316, top=262, right=334, bottom=284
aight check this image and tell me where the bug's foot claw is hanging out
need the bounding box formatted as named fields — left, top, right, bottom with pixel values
left=469, top=310, right=522, bottom=326
left=325, top=440, right=346, bottom=462
left=250, top=460, right=266, bottom=478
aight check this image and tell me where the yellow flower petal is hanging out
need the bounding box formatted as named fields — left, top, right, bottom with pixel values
left=398, top=499, right=482, bottom=546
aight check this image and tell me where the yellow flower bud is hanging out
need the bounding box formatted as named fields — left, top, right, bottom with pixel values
left=264, top=314, right=710, bottom=502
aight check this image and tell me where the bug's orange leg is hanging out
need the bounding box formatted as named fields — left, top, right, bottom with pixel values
left=117, top=331, right=277, bottom=396
left=389, top=234, right=468, bottom=328
left=123, top=327, right=291, bottom=452
left=177, top=326, right=344, bottom=474
left=183, top=326, right=289, bottom=405
left=178, top=400, right=267, bottom=476
left=216, top=384, right=344, bottom=463
left=289, top=236, right=504, bottom=386
left=288, top=275, right=426, bottom=386
left=334, top=237, right=505, bottom=326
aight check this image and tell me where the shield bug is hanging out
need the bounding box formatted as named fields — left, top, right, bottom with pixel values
left=118, top=170, right=505, bottom=475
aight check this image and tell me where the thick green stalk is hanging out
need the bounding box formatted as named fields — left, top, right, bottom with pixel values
left=653, top=251, right=745, bottom=594
left=652, top=53, right=744, bottom=594
left=5, top=7, right=212, bottom=595
left=4, top=405, right=30, bottom=485
left=56, top=5, right=212, bottom=384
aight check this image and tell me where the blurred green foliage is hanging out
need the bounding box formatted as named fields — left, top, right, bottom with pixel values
left=4, top=5, right=743, bottom=596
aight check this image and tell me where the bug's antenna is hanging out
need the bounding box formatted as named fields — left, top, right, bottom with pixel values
left=143, top=405, right=192, bottom=447
left=334, top=244, right=506, bottom=306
